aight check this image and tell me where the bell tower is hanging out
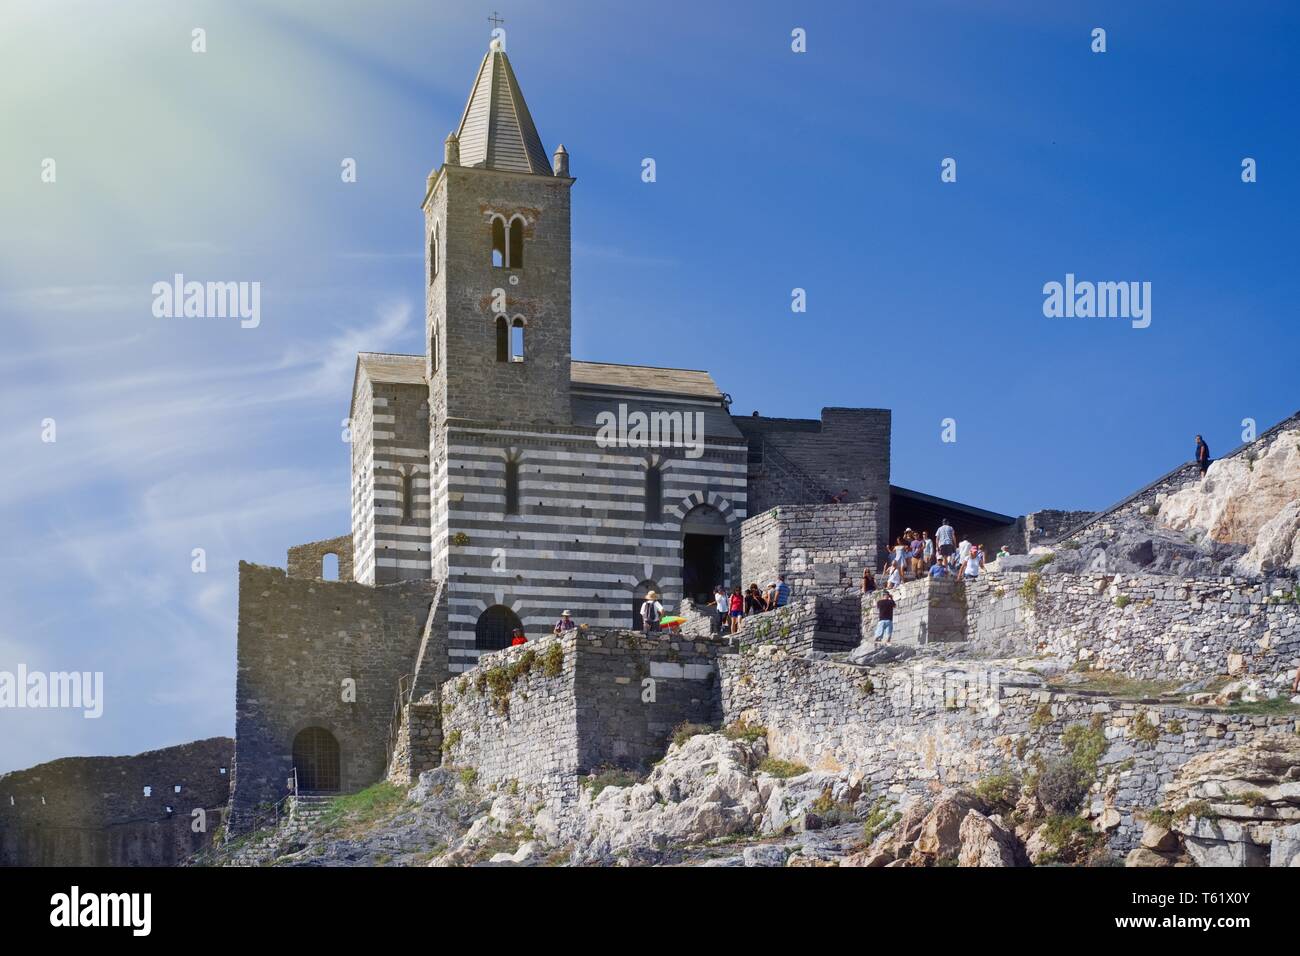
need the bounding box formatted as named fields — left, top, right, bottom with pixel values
left=422, top=37, right=575, bottom=429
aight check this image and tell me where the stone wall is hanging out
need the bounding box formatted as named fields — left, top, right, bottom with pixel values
left=440, top=629, right=733, bottom=831
left=386, top=700, right=442, bottom=786
left=740, top=501, right=878, bottom=646
left=734, top=409, right=891, bottom=549
left=229, top=562, right=435, bottom=831
left=0, top=737, right=232, bottom=866
left=873, top=575, right=968, bottom=645
left=287, top=534, right=354, bottom=583
left=720, top=650, right=1299, bottom=853
left=965, top=570, right=1300, bottom=686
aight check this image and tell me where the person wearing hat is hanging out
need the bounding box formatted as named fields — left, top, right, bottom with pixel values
left=553, top=610, right=576, bottom=636
left=640, top=590, right=663, bottom=635
left=510, top=627, right=528, bottom=647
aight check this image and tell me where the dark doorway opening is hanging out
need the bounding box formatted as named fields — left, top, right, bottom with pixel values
left=682, top=533, right=725, bottom=604
left=292, top=727, right=340, bottom=793
left=476, top=604, right=523, bottom=651
left=632, top=579, right=659, bottom=629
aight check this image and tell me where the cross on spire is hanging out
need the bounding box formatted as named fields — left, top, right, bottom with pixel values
left=488, top=11, right=505, bottom=30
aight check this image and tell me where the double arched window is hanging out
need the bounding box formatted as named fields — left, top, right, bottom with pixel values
left=490, top=215, right=526, bottom=269
left=496, top=315, right=526, bottom=363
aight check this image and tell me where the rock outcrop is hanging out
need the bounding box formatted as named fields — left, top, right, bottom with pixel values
left=1158, top=429, right=1300, bottom=576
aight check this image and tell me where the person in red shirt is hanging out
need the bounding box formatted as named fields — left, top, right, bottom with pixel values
left=510, top=627, right=527, bottom=646
left=728, top=587, right=744, bottom=634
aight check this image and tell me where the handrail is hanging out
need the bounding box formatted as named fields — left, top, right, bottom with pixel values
left=385, top=674, right=412, bottom=772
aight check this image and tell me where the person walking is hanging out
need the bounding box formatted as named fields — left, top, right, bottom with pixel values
left=874, top=590, right=896, bottom=644
left=744, top=584, right=766, bottom=615
left=728, top=586, right=744, bottom=634
left=712, top=585, right=727, bottom=636
left=640, top=590, right=664, bottom=634
left=1195, top=434, right=1212, bottom=476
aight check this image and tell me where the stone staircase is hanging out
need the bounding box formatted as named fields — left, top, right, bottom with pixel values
left=290, top=793, right=335, bottom=825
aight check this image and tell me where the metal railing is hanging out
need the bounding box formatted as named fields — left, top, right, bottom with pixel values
left=385, top=674, right=412, bottom=772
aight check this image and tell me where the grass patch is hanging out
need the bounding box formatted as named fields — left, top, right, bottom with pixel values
left=1132, top=714, right=1161, bottom=744
left=1029, top=553, right=1055, bottom=571
left=1225, top=697, right=1300, bottom=717
left=541, top=642, right=564, bottom=677
left=1019, top=572, right=1042, bottom=603
left=862, top=798, right=901, bottom=844
left=1049, top=670, right=1181, bottom=699
left=1113, top=595, right=1131, bottom=609
left=670, top=721, right=714, bottom=748
left=722, top=720, right=767, bottom=743
left=581, top=765, right=642, bottom=799
left=315, top=781, right=405, bottom=832
left=1030, top=703, right=1053, bottom=730
left=758, top=757, right=810, bottom=779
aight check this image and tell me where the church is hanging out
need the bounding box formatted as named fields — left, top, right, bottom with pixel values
left=228, top=37, right=1017, bottom=826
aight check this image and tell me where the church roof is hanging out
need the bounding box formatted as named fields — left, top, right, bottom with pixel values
left=453, top=40, right=553, bottom=176
left=570, top=361, right=724, bottom=400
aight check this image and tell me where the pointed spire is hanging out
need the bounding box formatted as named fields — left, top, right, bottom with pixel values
left=452, top=39, right=552, bottom=175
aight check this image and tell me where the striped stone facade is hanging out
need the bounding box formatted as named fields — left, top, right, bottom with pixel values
left=434, top=420, right=747, bottom=673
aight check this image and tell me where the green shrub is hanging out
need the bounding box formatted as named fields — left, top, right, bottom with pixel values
left=722, top=720, right=767, bottom=743
left=758, top=757, right=810, bottom=779
left=581, top=765, right=641, bottom=799
left=1030, top=703, right=1053, bottom=730
left=974, top=771, right=1020, bottom=813
left=1113, top=595, right=1131, bottom=608
left=1029, top=553, right=1055, bottom=571
left=1132, top=714, right=1161, bottom=745
left=1019, top=572, right=1042, bottom=602
left=1035, top=758, right=1090, bottom=815
left=541, top=642, right=564, bottom=677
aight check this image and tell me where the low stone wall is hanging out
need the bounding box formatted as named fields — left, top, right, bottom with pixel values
left=871, top=576, right=968, bottom=645
left=967, top=570, right=1300, bottom=685
left=720, top=649, right=1299, bottom=853
left=287, top=534, right=354, bottom=582
left=440, top=629, right=734, bottom=827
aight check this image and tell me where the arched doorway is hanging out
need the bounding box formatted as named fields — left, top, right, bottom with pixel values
left=631, top=579, right=659, bottom=630
left=476, top=604, right=523, bottom=652
left=292, top=727, right=340, bottom=792
left=681, top=504, right=727, bottom=604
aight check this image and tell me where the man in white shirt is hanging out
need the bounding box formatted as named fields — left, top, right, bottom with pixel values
left=958, top=538, right=973, bottom=564
left=713, top=586, right=728, bottom=635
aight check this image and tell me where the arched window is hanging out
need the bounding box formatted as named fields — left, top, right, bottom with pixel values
left=429, top=221, right=439, bottom=282
left=645, top=464, right=663, bottom=522
left=508, top=216, right=524, bottom=269
left=401, top=469, right=414, bottom=521
left=491, top=217, right=506, bottom=268
left=476, top=605, right=523, bottom=652
left=292, top=727, right=340, bottom=792
left=430, top=327, right=439, bottom=373
left=510, top=317, right=525, bottom=362
left=322, top=552, right=339, bottom=581
left=504, top=459, right=520, bottom=515
left=495, top=315, right=509, bottom=362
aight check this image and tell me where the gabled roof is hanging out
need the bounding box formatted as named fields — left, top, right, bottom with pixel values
left=570, top=361, right=723, bottom=400
left=454, top=40, right=553, bottom=176
left=349, top=352, right=425, bottom=420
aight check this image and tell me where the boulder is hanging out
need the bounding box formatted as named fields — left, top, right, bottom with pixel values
left=958, top=810, right=1024, bottom=867
left=1140, top=823, right=1179, bottom=853
left=914, top=792, right=983, bottom=862
left=1125, top=847, right=1177, bottom=868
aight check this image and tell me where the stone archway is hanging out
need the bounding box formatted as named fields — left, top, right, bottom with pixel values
left=476, top=604, right=523, bottom=651
left=292, top=727, right=340, bottom=793
left=681, top=504, right=728, bottom=604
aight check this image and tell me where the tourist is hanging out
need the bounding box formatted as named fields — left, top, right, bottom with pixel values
left=640, top=590, right=663, bottom=634
left=893, top=536, right=909, bottom=580
left=936, top=518, right=956, bottom=564
left=728, top=586, right=744, bottom=634
left=1195, top=434, right=1212, bottom=476
left=959, top=547, right=982, bottom=581
left=510, top=627, right=527, bottom=646
left=909, top=534, right=925, bottom=578
left=829, top=488, right=849, bottom=504
left=957, top=535, right=973, bottom=566
left=996, top=544, right=1011, bottom=561
left=923, top=530, right=934, bottom=568
left=874, top=590, right=896, bottom=644
left=886, top=562, right=902, bottom=589
left=928, top=560, right=947, bottom=578
left=763, top=580, right=778, bottom=609
left=712, top=585, right=728, bottom=635
left=861, top=567, right=877, bottom=594
left=745, top=583, right=766, bottom=615
left=553, top=610, right=576, bottom=636
left=774, top=574, right=790, bottom=608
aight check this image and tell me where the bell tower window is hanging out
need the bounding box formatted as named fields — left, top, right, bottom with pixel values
left=510, top=317, right=525, bottom=362
left=491, top=217, right=506, bottom=268
left=429, top=221, right=440, bottom=282
left=508, top=216, right=524, bottom=269
left=496, top=315, right=509, bottom=362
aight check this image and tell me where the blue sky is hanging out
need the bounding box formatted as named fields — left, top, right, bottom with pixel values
left=2, top=0, right=1297, bottom=771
